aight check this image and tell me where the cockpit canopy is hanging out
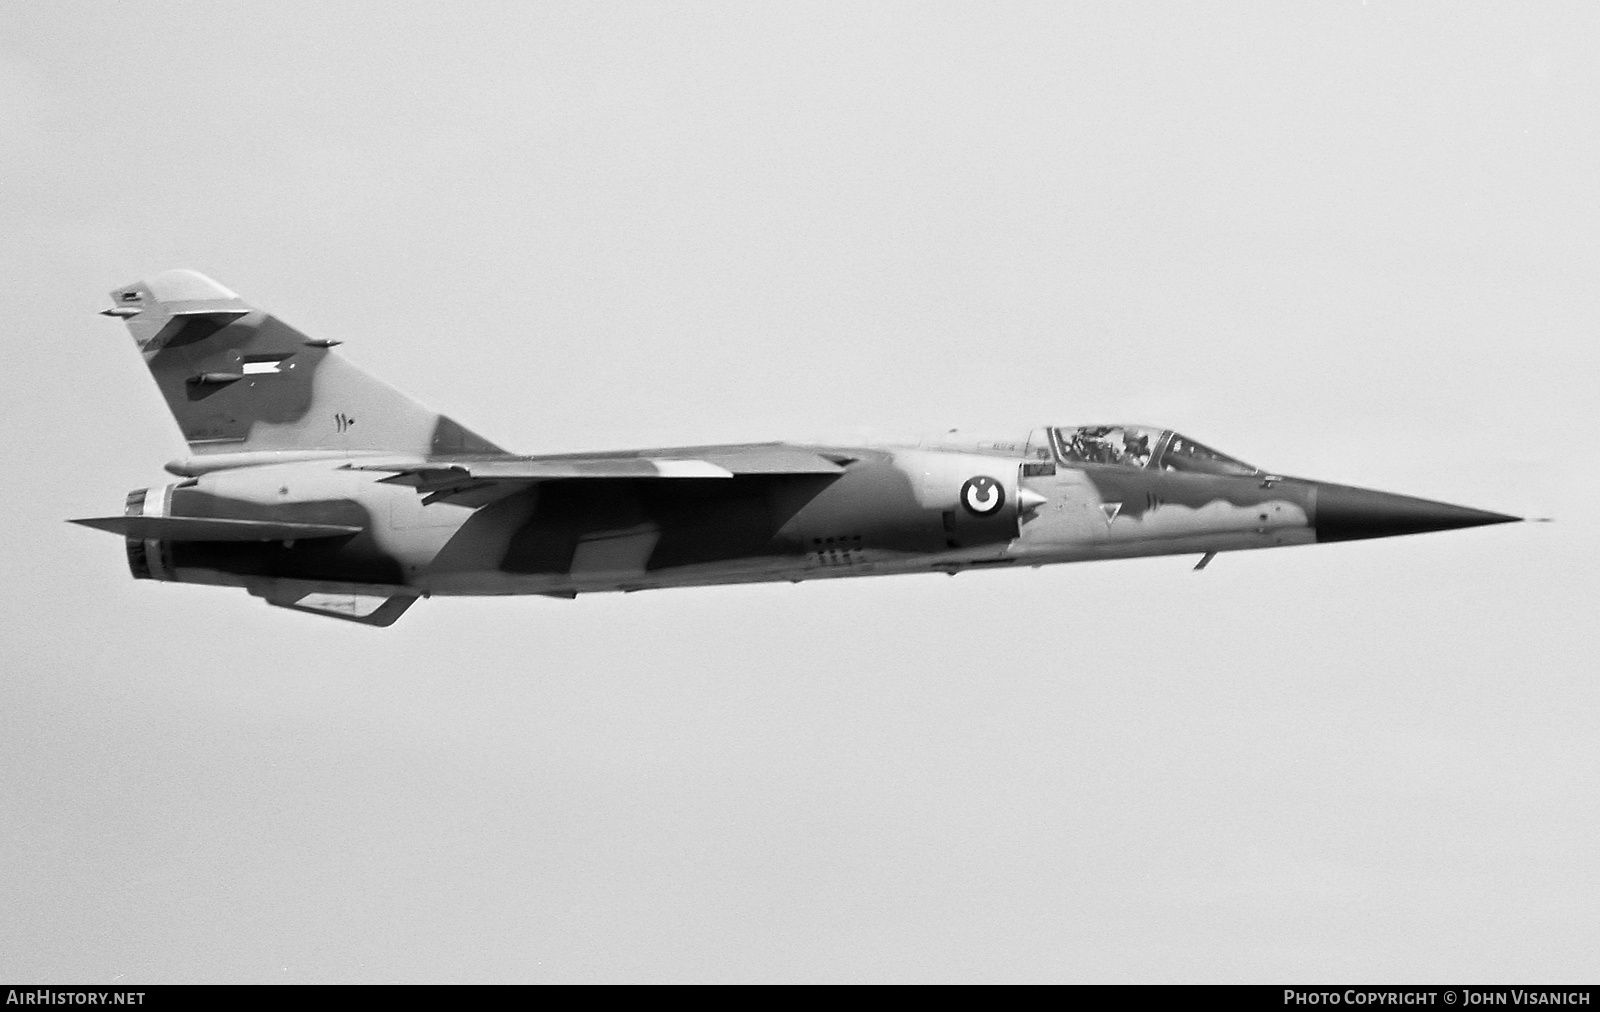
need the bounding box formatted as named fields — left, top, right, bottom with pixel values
left=1051, top=424, right=1260, bottom=477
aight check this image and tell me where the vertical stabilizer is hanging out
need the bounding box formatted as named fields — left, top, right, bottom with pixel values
left=104, top=270, right=506, bottom=459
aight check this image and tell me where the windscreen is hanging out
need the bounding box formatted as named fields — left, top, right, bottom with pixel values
left=1158, top=433, right=1259, bottom=476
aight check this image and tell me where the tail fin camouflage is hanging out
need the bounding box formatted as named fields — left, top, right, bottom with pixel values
left=104, top=270, right=505, bottom=459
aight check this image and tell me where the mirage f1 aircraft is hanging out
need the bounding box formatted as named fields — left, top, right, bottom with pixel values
left=72, top=270, right=1520, bottom=626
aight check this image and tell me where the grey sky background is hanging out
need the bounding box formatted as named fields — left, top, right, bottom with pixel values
left=2, top=2, right=1595, bottom=983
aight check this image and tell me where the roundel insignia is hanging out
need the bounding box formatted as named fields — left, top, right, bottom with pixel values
left=960, top=476, right=1005, bottom=516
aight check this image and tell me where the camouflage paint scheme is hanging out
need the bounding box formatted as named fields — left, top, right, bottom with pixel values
left=74, top=271, right=1519, bottom=626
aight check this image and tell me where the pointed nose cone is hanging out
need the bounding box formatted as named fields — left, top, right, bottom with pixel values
left=1313, top=482, right=1521, bottom=543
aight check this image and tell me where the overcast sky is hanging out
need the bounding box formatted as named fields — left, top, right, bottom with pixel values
left=2, top=1, right=1595, bottom=983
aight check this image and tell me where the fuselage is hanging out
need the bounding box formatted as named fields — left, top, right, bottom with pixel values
left=121, top=425, right=1329, bottom=602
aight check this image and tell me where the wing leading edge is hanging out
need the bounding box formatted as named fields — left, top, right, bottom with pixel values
left=357, top=443, right=850, bottom=504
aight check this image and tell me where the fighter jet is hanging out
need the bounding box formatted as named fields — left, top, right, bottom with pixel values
left=71, top=270, right=1520, bottom=626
